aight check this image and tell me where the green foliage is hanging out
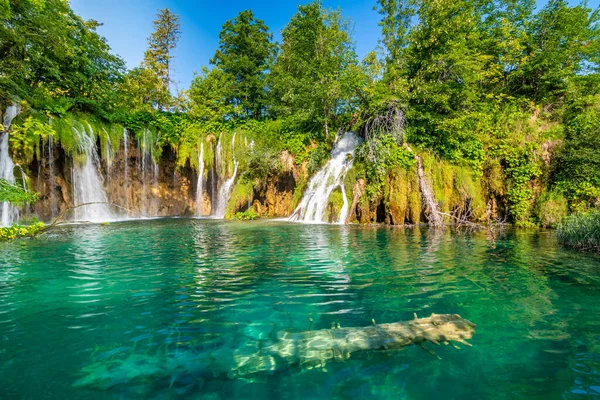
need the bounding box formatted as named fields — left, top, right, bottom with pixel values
left=0, top=179, right=38, bottom=205
left=498, top=143, right=542, bottom=222
left=557, top=210, right=600, bottom=252
left=239, top=144, right=280, bottom=183
left=375, top=0, right=414, bottom=71
left=143, top=8, right=181, bottom=109
left=225, top=182, right=255, bottom=219
left=232, top=210, right=260, bottom=221
left=211, top=10, right=274, bottom=118
left=9, top=114, right=55, bottom=163
left=2, top=0, right=600, bottom=229
left=536, top=191, right=568, bottom=228
left=188, top=67, right=235, bottom=121
left=0, top=221, right=45, bottom=240
left=0, top=0, right=125, bottom=115
left=357, top=133, right=414, bottom=200
left=269, top=1, right=363, bottom=138
left=553, top=96, right=600, bottom=210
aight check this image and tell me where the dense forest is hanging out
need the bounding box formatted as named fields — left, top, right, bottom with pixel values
left=1, top=0, right=599, bottom=233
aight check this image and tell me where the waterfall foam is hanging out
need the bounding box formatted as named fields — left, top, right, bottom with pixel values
left=196, top=142, right=204, bottom=216
left=71, top=123, right=116, bottom=222
left=123, top=128, right=129, bottom=215
left=1, top=104, right=21, bottom=227
left=290, top=131, right=361, bottom=224
left=139, top=128, right=159, bottom=217
left=213, top=133, right=238, bottom=218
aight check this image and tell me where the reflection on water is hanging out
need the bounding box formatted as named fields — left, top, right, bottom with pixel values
left=0, top=219, right=599, bottom=399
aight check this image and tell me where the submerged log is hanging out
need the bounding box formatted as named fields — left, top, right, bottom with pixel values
left=231, top=313, right=476, bottom=376
left=74, top=313, right=476, bottom=388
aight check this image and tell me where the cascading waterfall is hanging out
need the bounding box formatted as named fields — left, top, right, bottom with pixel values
left=0, top=105, right=20, bottom=227
left=213, top=133, right=238, bottom=218
left=123, top=128, right=129, bottom=215
left=104, top=128, right=112, bottom=186
left=139, top=128, right=159, bottom=217
left=71, top=123, right=116, bottom=222
left=195, top=142, right=204, bottom=216
left=48, top=135, right=58, bottom=218
left=290, top=131, right=361, bottom=224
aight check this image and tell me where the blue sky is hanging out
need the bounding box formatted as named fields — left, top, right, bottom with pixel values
left=70, top=0, right=598, bottom=92
left=70, top=0, right=380, bottom=92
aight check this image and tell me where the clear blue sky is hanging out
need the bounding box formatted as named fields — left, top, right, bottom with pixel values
left=70, top=0, right=381, bottom=92
left=70, top=0, right=599, bottom=92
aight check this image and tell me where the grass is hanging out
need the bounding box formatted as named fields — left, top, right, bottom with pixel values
left=556, top=210, right=600, bottom=252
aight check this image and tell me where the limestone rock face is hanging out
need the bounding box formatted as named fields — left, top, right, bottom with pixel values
left=29, top=139, right=197, bottom=221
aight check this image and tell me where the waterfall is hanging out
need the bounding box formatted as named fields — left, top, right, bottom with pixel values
left=123, top=128, right=129, bottom=215
left=213, top=133, right=238, bottom=218
left=195, top=142, right=204, bottom=216
left=0, top=104, right=20, bottom=227
left=71, top=123, right=116, bottom=222
left=48, top=135, right=57, bottom=218
left=139, top=128, right=159, bottom=217
left=290, top=131, right=361, bottom=224
left=104, top=128, right=112, bottom=186
left=214, top=162, right=238, bottom=218
left=215, top=133, right=222, bottom=170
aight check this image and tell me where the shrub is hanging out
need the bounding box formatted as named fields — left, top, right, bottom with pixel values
left=0, top=222, right=45, bottom=240
left=556, top=210, right=600, bottom=252
left=536, top=192, right=568, bottom=228
left=233, top=210, right=260, bottom=221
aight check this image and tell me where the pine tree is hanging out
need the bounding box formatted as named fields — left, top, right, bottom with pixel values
left=143, top=8, right=181, bottom=108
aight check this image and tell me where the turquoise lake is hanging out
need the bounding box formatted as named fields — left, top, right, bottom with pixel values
left=1, top=219, right=599, bottom=399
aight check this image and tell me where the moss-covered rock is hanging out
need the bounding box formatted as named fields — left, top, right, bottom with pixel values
left=225, top=182, right=254, bottom=219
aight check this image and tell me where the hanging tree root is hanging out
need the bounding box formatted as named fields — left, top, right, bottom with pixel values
left=230, top=313, right=476, bottom=377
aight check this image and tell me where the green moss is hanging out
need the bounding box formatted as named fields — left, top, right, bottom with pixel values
left=407, top=165, right=421, bottom=224
left=51, top=115, right=77, bottom=154
left=291, top=177, right=307, bottom=211
left=452, top=165, right=486, bottom=221
left=224, top=182, right=254, bottom=219
left=325, top=188, right=345, bottom=223
left=388, top=167, right=409, bottom=225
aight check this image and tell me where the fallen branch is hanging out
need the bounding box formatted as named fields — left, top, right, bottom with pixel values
left=45, top=202, right=147, bottom=230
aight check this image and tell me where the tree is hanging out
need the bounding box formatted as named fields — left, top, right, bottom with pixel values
left=210, top=10, right=274, bottom=119
left=117, top=67, right=164, bottom=113
left=510, top=0, right=600, bottom=102
left=269, top=1, right=361, bottom=138
left=188, top=66, right=235, bottom=121
left=375, top=0, right=415, bottom=74
left=0, top=0, right=125, bottom=115
left=403, top=0, right=489, bottom=159
left=143, top=8, right=181, bottom=109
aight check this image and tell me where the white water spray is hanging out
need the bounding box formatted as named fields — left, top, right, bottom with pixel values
left=1, top=104, right=21, bottom=227
left=213, top=133, right=238, bottom=218
left=123, top=128, right=130, bottom=215
left=196, top=142, right=204, bottom=216
left=139, top=128, right=159, bottom=217
left=290, top=132, right=361, bottom=224
left=71, top=123, right=116, bottom=222
left=48, top=134, right=57, bottom=218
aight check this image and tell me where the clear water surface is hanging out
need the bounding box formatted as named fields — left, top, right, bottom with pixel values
left=1, top=219, right=599, bottom=399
